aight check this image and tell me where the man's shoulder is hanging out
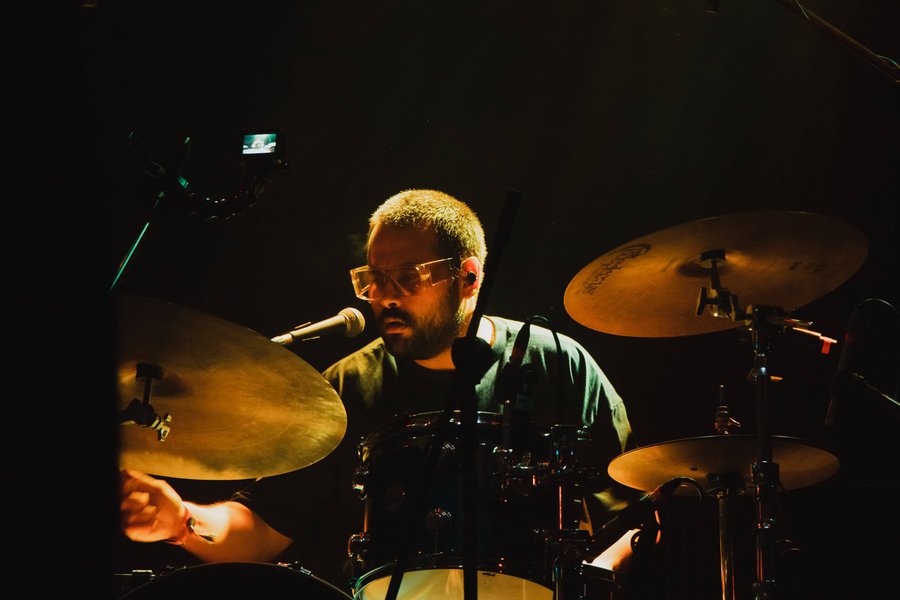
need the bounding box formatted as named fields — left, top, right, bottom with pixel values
left=489, top=314, right=585, bottom=354
left=323, top=337, right=387, bottom=378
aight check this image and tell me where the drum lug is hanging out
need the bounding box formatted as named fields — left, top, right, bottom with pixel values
left=348, top=531, right=370, bottom=564
left=424, top=507, right=453, bottom=539
left=352, top=465, right=369, bottom=499
left=438, top=440, right=457, bottom=468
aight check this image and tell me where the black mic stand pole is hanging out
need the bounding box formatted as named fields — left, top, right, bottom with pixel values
left=383, top=190, right=523, bottom=600
left=772, top=0, right=899, bottom=83
left=705, top=1, right=899, bottom=82
left=109, top=134, right=191, bottom=293
left=110, top=132, right=275, bottom=293
left=457, top=188, right=523, bottom=600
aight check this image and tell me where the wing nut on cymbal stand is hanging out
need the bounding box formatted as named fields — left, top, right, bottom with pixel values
left=695, top=249, right=740, bottom=321
left=117, top=362, right=172, bottom=442
left=694, top=249, right=837, bottom=354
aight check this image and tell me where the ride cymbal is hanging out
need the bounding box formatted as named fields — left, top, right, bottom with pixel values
left=564, top=211, right=867, bottom=337
left=115, top=294, right=346, bottom=480
left=607, top=435, right=840, bottom=494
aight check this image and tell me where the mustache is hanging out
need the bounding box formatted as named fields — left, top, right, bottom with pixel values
left=379, top=307, right=413, bottom=326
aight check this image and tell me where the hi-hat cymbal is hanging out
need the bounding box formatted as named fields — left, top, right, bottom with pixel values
left=608, top=435, right=840, bottom=494
left=115, top=294, right=346, bottom=480
left=564, top=211, right=867, bottom=337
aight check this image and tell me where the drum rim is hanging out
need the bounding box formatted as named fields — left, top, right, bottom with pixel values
left=359, top=410, right=550, bottom=460
left=119, top=561, right=353, bottom=599
left=353, top=557, right=552, bottom=593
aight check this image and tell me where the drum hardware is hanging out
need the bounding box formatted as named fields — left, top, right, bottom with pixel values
left=537, top=527, right=593, bottom=600
left=117, top=362, right=171, bottom=442
left=534, top=475, right=694, bottom=600
left=609, top=429, right=839, bottom=600
left=491, top=424, right=587, bottom=499
left=117, top=562, right=353, bottom=599
left=713, top=386, right=741, bottom=435
left=115, top=294, right=347, bottom=480
left=348, top=531, right=371, bottom=571
left=711, top=388, right=742, bottom=600
left=695, top=261, right=840, bottom=598
left=113, top=569, right=155, bottom=598
left=568, top=211, right=863, bottom=600
left=737, top=303, right=838, bottom=600
left=564, top=211, right=867, bottom=338
left=350, top=410, right=639, bottom=600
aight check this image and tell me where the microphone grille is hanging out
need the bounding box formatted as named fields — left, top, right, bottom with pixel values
left=340, top=307, right=366, bottom=337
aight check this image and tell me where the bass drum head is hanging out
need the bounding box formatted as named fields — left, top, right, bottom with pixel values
left=354, top=564, right=553, bottom=600
left=120, top=562, right=352, bottom=599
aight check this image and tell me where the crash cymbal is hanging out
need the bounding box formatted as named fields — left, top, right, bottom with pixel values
left=115, top=294, right=346, bottom=480
left=564, top=211, right=867, bottom=337
left=608, top=435, right=839, bottom=494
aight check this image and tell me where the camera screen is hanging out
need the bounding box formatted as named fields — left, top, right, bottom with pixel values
left=242, top=133, right=279, bottom=155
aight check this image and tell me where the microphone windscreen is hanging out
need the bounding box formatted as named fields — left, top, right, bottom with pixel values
left=340, top=307, right=366, bottom=337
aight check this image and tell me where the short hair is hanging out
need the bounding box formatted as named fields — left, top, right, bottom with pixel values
left=368, top=189, right=488, bottom=266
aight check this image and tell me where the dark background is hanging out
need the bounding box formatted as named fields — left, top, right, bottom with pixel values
left=49, top=1, right=900, bottom=598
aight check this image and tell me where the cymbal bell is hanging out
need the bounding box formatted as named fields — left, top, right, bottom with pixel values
left=564, top=211, right=867, bottom=337
left=115, top=294, right=346, bottom=480
left=607, top=435, right=840, bottom=494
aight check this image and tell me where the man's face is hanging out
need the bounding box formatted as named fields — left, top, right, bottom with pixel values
left=366, top=223, right=465, bottom=360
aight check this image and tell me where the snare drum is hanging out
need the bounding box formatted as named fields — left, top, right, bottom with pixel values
left=349, top=411, right=563, bottom=600
left=119, top=562, right=353, bottom=599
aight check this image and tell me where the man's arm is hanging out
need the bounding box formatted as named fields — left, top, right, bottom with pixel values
left=120, top=469, right=293, bottom=563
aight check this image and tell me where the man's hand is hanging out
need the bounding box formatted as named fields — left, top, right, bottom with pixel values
left=119, top=469, right=187, bottom=542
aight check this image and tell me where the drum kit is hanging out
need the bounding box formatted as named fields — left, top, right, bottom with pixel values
left=116, top=211, right=874, bottom=599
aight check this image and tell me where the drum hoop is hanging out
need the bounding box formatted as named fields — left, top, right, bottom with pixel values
left=119, top=561, right=352, bottom=599
left=359, top=410, right=549, bottom=460
left=353, top=559, right=551, bottom=594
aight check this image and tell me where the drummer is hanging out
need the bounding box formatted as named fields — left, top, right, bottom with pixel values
left=120, top=189, right=646, bottom=593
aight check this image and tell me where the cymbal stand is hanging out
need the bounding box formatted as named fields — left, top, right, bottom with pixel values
left=699, top=294, right=780, bottom=596
left=696, top=250, right=833, bottom=599
left=547, top=424, right=589, bottom=600
left=707, top=472, right=744, bottom=600
left=745, top=304, right=832, bottom=600
left=712, top=389, right=743, bottom=600
left=746, top=306, right=780, bottom=600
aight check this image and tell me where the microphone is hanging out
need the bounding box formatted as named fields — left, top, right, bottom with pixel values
left=591, top=477, right=689, bottom=553
left=827, top=299, right=900, bottom=424
left=826, top=298, right=900, bottom=484
left=271, top=307, right=365, bottom=346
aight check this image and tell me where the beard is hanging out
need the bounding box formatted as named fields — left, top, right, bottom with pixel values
left=378, top=285, right=466, bottom=361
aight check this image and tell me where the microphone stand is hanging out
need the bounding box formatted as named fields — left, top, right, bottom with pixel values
left=110, top=134, right=192, bottom=293
left=110, top=133, right=274, bottom=292
left=382, top=190, right=523, bottom=600
left=772, top=0, right=899, bottom=83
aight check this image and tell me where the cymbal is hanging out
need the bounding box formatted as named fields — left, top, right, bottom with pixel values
left=564, top=211, right=867, bottom=337
left=607, top=435, right=840, bottom=494
left=115, top=294, right=346, bottom=480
